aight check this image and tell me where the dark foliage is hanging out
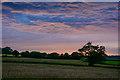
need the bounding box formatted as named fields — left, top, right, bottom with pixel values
left=30, top=51, right=41, bottom=58
left=12, top=50, right=19, bottom=57
left=78, top=42, right=107, bottom=66
left=63, top=53, right=70, bottom=59
left=71, top=52, right=83, bottom=59
left=48, top=52, right=59, bottom=59
left=2, top=47, right=13, bottom=56
left=21, top=51, right=30, bottom=57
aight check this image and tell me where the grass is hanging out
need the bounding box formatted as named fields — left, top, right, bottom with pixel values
left=2, top=57, right=88, bottom=66
left=3, top=57, right=120, bottom=68
left=2, top=57, right=120, bottom=78
left=1, top=54, right=21, bottom=57
left=103, top=61, right=120, bottom=65
left=2, top=63, right=119, bottom=78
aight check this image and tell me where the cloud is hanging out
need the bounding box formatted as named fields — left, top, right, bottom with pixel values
left=3, top=2, right=117, bottom=18
left=2, top=2, right=118, bottom=35
left=3, top=19, right=87, bottom=35
left=2, top=2, right=118, bottom=55
left=3, top=2, right=118, bottom=22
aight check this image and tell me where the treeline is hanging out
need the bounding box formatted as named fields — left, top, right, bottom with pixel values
left=1, top=47, right=83, bottom=60
left=1, top=42, right=108, bottom=66
left=21, top=51, right=83, bottom=59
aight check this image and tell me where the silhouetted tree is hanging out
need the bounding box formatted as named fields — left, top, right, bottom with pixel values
left=12, top=50, right=19, bottom=57
left=60, top=53, right=64, bottom=59
left=78, top=42, right=107, bottom=66
left=71, top=52, right=82, bottom=59
left=48, top=52, right=59, bottom=59
left=39, top=52, right=47, bottom=58
left=2, top=47, right=13, bottom=56
left=30, top=51, right=41, bottom=58
left=64, top=53, right=70, bottom=59
left=21, top=51, right=30, bottom=57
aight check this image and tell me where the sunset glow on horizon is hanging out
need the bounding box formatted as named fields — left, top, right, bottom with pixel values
left=2, top=2, right=118, bottom=55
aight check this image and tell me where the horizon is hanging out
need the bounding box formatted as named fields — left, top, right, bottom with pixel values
left=2, top=44, right=119, bottom=56
left=2, top=2, right=118, bottom=56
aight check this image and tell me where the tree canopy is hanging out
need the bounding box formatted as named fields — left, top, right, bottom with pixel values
left=2, top=47, right=13, bottom=56
left=12, top=50, right=19, bottom=57
left=78, top=42, right=107, bottom=66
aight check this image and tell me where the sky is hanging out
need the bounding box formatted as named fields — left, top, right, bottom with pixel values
left=2, top=2, right=119, bottom=55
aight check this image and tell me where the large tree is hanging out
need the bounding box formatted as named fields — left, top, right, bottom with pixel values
left=2, top=47, right=13, bottom=56
left=78, top=42, right=107, bottom=66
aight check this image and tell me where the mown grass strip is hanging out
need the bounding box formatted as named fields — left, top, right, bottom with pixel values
left=104, top=61, right=120, bottom=65
left=1, top=54, right=21, bottom=57
left=101, top=60, right=120, bottom=66
left=2, top=59, right=86, bottom=66
left=2, top=59, right=120, bottom=69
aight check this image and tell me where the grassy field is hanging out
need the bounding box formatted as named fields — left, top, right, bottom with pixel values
left=1, top=54, right=120, bottom=65
left=103, top=61, right=120, bottom=65
left=1, top=54, right=21, bottom=57
left=2, top=63, right=119, bottom=78
left=2, top=57, right=120, bottom=79
left=2, top=57, right=120, bottom=68
left=2, top=57, right=88, bottom=66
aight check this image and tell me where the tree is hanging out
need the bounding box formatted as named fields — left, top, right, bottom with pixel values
left=78, top=42, right=107, bottom=66
left=2, top=47, right=13, bottom=56
left=39, top=52, right=47, bottom=58
left=60, top=53, right=64, bottom=59
left=48, top=52, right=59, bottom=59
left=30, top=51, right=41, bottom=58
left=71, top=52, right=82, bottom=59
left=63, top=53, right=69, bottom=59
left=12, top=50, right=19, bottom=57
left=21, top=51, right=30, bottom=57
left=29, top=51, right=47, bottom=58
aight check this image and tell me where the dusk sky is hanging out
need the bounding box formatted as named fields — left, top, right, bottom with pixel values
left=2, top=2, right=118, bottom=55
